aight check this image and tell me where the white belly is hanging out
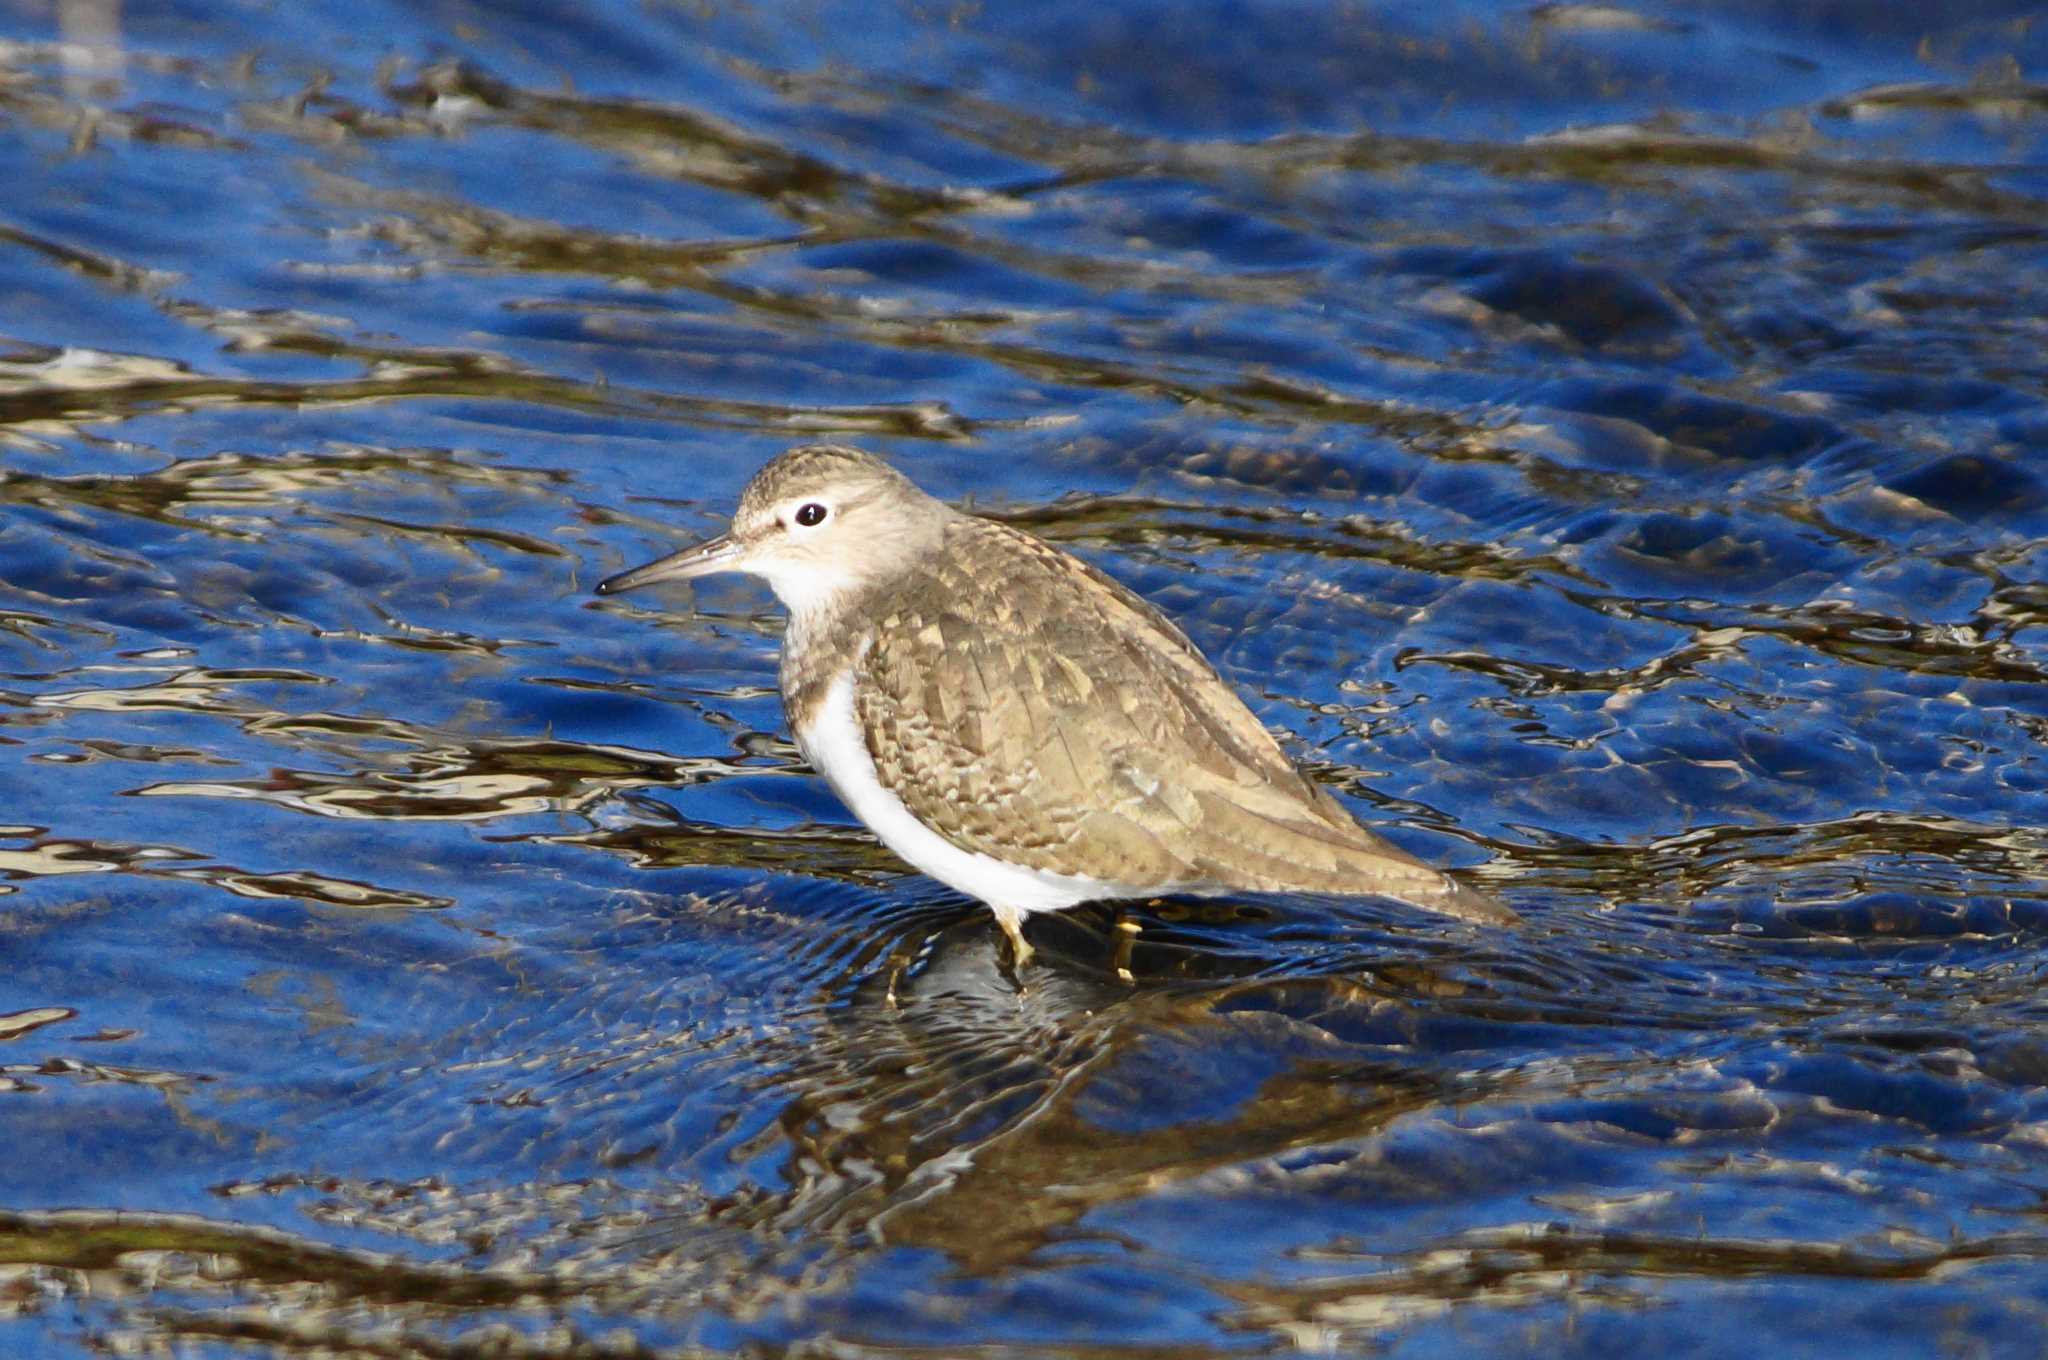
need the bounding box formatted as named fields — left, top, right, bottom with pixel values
left=796, top=673, right=1116, bottom=917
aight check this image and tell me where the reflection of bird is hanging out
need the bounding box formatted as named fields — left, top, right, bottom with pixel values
left=598, top=444, right=1513, bottom=968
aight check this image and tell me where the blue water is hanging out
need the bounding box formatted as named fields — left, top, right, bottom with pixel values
left=2, top=2, right=2047, bottom=1355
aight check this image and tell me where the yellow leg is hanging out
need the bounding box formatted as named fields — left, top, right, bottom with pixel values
left=993, top=905, right=1034, bottom=969
left=1113, top=909, right=1141, bottom=984
left=882, top=937, right=914, bottom=1009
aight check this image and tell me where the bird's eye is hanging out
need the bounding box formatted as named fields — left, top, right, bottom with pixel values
left=794, top=502, right=828, bottom=528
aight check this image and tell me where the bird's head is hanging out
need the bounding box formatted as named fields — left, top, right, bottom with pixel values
left=595, top=444, right=953, bottom=616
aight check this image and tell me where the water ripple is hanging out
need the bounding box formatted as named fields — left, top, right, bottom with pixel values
left=2, top=1, right=2045, bottom=1355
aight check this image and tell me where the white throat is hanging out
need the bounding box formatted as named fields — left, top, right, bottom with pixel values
left=755, top=562, right=860, bottom=619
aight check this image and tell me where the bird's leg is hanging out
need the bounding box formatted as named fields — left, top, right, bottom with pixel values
left=1113, top=907, right=1140, bottom=984
left=992, top=904, right=1034, bottom=970
left=881, top=932, right=920, bottom=1009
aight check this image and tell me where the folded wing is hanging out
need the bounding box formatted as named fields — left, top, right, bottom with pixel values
left=852, top=519, right=1512, bottom=926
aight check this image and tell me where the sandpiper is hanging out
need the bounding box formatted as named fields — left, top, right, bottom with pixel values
left=597, top=444, right=1512, bottom=967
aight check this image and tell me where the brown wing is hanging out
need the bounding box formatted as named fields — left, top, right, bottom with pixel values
left=851, top=518, right=1512, bottom=925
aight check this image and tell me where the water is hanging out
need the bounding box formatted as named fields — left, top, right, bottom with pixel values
left=2, top=1, right=2047, bottom=1355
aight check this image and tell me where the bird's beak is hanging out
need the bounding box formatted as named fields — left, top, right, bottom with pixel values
left=594, top=531, right=746, bottom=596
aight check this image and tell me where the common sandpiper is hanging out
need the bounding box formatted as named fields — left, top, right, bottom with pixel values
left=596, top=444, right=1513, bottom=968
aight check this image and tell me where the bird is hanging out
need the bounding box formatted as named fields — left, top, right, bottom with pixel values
left=595, top=444, right=1513, bottom=969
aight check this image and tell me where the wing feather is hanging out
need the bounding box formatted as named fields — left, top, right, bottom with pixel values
left=850, top=518, right=1510, bottom=924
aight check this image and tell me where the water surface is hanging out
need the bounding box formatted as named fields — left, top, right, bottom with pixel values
left=2, top=1, right=2047, bottom=1356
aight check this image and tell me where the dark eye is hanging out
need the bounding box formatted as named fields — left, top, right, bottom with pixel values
left=794, top=502, right=828, bottom=527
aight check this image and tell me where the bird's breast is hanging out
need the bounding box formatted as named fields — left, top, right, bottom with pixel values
left=778, top=609, right=863, bottom=740
left=793, top=670, right=1113, bottom=915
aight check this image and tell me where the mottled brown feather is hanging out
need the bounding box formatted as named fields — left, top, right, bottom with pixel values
left=794, top=514, right=1510, bottom=925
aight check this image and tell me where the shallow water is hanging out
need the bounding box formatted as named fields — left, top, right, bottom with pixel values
left=3, top=1, right=2047, bottom=1356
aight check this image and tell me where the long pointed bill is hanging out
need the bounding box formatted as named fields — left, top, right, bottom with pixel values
left=594, top=533, right=746, bottom=596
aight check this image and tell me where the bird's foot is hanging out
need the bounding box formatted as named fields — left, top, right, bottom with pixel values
left=994, top=907, right=1034, bottom=977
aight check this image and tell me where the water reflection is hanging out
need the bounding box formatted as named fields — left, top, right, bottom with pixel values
left=8, top=875, right=2042, bottom=1353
